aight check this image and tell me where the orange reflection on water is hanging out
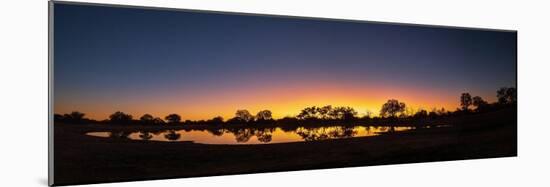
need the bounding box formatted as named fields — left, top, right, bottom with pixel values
left=86, top=125, right=416, bottom=145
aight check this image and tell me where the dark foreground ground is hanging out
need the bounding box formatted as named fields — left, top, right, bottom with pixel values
left=53, top=108, right=516, bottom=186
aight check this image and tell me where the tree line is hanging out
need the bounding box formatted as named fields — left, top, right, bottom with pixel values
left=55, top=87, right=516, bottom=125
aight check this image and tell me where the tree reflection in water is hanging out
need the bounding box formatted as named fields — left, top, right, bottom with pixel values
left=109, top=131, right=132, bottom=139
left=88, top=125, right=417, bottom=144
left=255, top=128, right=275, bottom=143
left=233, top=129, right=254, bottom=143
left=138, top=131, right=153, bottom=141
left=164, top=130, right=181, bottom=141
left=205, top=128, right=224, bottom=136
left=296, top=126, right=358, bottom=141
left=224, top=127, right=276, bottom=143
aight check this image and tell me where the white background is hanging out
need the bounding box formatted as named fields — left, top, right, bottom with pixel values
left=1, top=0, right=549, bottom=186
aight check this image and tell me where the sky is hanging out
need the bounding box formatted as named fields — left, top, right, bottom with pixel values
left=54, top=3, right=517, bottom=121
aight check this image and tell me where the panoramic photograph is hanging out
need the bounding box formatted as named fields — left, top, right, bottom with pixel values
left=52, top=2, right=517, bottom=185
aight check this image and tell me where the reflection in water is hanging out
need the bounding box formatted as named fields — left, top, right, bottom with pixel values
left=255, top=128, right=275, bottom=143
left=296, top=126, right=357, bottom=141
left=164, top=130, right=181, bottom=141
left=138, top=131, right=153, bottom=141
left=86, top=125, right=431, bottom=145
left=109, top=131, right=131, bottom=139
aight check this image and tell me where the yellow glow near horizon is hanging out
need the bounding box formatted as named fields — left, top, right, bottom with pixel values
left=54, top=81, right=486, bottom=121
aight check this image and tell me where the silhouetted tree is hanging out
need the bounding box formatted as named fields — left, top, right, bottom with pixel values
left=152, top=117, right=165, bottom=125
left=472, top=96, right=489, bottom=111
left=328, top=106, right=357, bottom=120
left=413, top=109, right=428, bottom=118
left=297, top=106, right=319, bottom=120
left=207, top=116, right=224, bottom=125
left=460, top=93, right=472, bottom=111
left=380, top=99, right=406, bottom=118
left=62, top=111, right=86, bottom=123
left=165, top=114, right=181, bottom=124
left=140, top=114, right=154, bottom=125
left=255, top=110, right=273, bottom=122
left=318, top=105, right=333, bottom=119
left=235, top=110, right=254, bottom=122
left=109, top=111, right=133, bottom=124
left=497, top=87, right=517, bottom=105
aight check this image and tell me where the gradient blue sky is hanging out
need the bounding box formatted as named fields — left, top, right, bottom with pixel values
left=54, top=3, right=516, bottom=120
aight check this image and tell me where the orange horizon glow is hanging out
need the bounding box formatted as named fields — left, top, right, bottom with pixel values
left=53, top=5, right=516, bottom=122
left=54, top=81, right=497, bottom=121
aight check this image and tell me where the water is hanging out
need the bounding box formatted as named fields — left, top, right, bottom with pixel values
left=85, top=125, right=426, bottom=145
